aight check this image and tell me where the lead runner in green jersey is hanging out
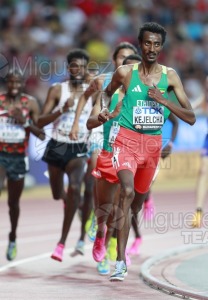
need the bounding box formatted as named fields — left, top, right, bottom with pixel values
left=98, top=22, right=196, bottom=281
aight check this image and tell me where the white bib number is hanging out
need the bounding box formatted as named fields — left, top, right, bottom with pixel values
left=108, top=121, right=120, bottom=145
left=0, top=124, right=26, bottom=143
left=133, top=106, right=164, bottom=130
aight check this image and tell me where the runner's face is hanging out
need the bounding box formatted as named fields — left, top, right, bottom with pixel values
left=139, top=31, right=163, bottom=64
left=68, top=58, right=88, bottom=84
left=7, top=75, right=23, bottom=97
left=114, top=48, right=137, bottom=68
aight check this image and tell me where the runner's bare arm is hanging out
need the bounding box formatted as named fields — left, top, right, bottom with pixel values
left=86, top=95, right=102, bottom=130
left=25, top=97, right=45, bottom=141
left=37, top=84, right=74, bottom=128
left=161, top=112, right=178, bottom=159
left=29, top=124, right=45, bottom=140
left=70, top=75, right=104, bottom=140
left=37, top=84, right=62, bottom=128
left=99, top=66, right=127, bottom=122
left=148, top=69, right=196, bottom=125
left=70, top=89, right=95, bottom=140
left=29, top=96, right=40, bottom=124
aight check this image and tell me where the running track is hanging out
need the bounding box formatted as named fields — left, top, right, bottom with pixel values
left=0, top=185, right=207, bottom=300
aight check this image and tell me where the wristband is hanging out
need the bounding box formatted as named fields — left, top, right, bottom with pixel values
left=59, top=107, right=63, bottom=114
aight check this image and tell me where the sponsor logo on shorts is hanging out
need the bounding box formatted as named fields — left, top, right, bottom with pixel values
left=76, top=152, right=87, bottom=157
left=18, top=174, right=25, bottom=179
left=122, top=162, right=131, bottom=168
left=92, top=170, right=101, bottom=177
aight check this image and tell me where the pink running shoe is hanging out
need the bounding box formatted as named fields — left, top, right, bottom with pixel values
left=92, top=227, right=107, bottom=262
left=143, top=196, right=155, bottom=221
left=127, top=237, right=142, bottom=255
left=51, top=243, right=64, bottom=262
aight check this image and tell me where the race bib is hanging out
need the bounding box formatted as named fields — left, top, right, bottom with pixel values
left=57, top=114, right=76, bottom=136
left=0, top=123, right=26, bottom=143
left=133, top=106, right=164, bottom=130
left=108, top=121, right=120, bottom=145
left=55, top=112, right=87, bottom=142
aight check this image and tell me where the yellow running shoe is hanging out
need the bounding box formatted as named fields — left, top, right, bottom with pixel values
left=85, top=210, right=95, bottom=233
left=192, top=210, right=202, bottom=228
left=6, top=241, right=17, bottom=261
left=107, top=237, right=117, bottom=261
left=85, top=210, right=98, bottom=242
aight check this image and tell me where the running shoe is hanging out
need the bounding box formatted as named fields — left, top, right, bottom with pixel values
left=107, top=237, right=117, bottom=261
left=70, top=240, right=85, bottom=257
left=143, top=196, right=155, bottom=221
left=51, top=243, right=64, bottom=262
left=109, top=260, right=127, bottom=281
left=127, top=237, right=142, bottom=255
left=6, top=241, right=17, bottom=261
left=92, top=227, right=107, bottom=262
left=85, top=210, right=94, bottom=232
left=86, top=211, right=98, bottom=242
left=75, top=240, right=85, bottom=255
left=97, top=256, right=110, bottom=275
left=192, top=210, right=202, bottom=228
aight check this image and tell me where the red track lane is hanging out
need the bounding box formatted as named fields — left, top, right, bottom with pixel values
left=0, top=186, right=206, bottom=300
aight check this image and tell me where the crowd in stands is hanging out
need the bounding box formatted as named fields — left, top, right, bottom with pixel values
left=0, top=0, right=208, bottom=107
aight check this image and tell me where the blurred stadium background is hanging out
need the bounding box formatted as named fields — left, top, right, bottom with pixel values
left=0, top=0, right=207, bottom=189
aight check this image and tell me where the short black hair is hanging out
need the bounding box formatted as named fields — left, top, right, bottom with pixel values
left=67, top=49, right=90, bottom=65
left=113, top=42, right=138, bottom=60
left=123, top=54, right=141, bottom=65
left=138, top=22, right=167, bottom=45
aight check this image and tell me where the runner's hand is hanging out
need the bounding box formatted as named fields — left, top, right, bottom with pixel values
left=98, top=107, right=110, bottom=124
left=9, top=107, right=26, bottom=124
left=148, top=83, right=164, bottom=104
left=70, top=123, right=79, bottom=140
left=161, top=142, right=173, bottom=159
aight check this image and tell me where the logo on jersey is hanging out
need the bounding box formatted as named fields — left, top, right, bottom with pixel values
left=132, top=85, right=142, bottom=92
left=134, top=108, right=142, bottom=114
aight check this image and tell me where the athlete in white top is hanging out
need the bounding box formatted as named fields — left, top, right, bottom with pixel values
left=37, top=49, right=93, bottom=262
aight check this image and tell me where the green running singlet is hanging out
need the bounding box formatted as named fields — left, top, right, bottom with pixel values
left=119, top=63, right=171, bottom=135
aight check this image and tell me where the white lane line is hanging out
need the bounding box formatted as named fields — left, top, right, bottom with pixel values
left=0, top=244, right=93, bottom=273
left=0, top=252, right=54, bottom=272
left=0, top=230, right=180, bottom=247
left=0, top=231, right=181, bottom=273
